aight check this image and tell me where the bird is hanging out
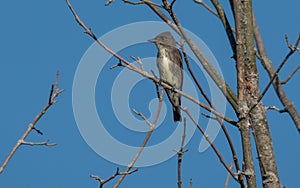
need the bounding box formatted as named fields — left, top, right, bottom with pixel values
left=148, top=31, right=183, bottom=122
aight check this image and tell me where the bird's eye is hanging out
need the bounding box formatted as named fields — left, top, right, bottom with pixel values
left=161, top=36, right=166, bottom=41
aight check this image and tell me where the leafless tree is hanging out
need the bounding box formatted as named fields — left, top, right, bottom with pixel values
left=66, top=0, right=299, bottom=188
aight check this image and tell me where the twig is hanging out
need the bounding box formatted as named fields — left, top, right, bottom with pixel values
left=130, top=56, right=144, bottom=71
left=281, top=65, right=300, bottom=84
left=113, top=89, right=164, bottom=187
left=91, top=168, right=138, bottom=188
left=248, top=34, right=300, bottom=115
left=194, top=0, right=219, bottom=17
left=224, top=163, right=234, bottom=188
left=180, top=42, right=212, bottom=107
left=253, top=14, right=300, bottom=131
left=181, top=107, right=238, bottom=181
left=110, top=60, right=123, bottom=70
left=201, top=112, right=218, bottom=120
left=0, top=72, right=63, bottom=174
left=195, top=0, right=236, bottom=33
left=21, top=139, right=57, bottom=147
left=265, top=106, right=287, bottom=113
left=176, top=118, right=188, bottom=188
left=123, top=0, right=162, bottom=7
left=32, top=126, right=43, bottom=135
left=66, top=0, right=237, bottom=126
left=210, top=0, right=236, bottom=59
left=105, top=0, right=115, bottom=6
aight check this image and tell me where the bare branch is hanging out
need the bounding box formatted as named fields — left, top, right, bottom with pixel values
left=0, top=72, right=63, bottom=174
left=224, top=163, right=234, bottom=188
left=181, top=39, right=243, bottom=185
left=210, top=0, right=236, bottom=59
left=123, top=0, right=162, bottom=7
left=248, top=34, right=300, bottom=116
left=113, top=90, right=164, bottom=187
left=130, top=56, right=144, bottom=71
left=177, top=118, right=188, bottom=188
left=32, top=126, right=43, bottom=135
left=265, top=106, right=287, bottom=113
left=253, top=14, right=300, bottom=131
left=281, top=65, right=300, bottom=85
left=105, top=0, right=115, bottom=6
left=181, top=107, right=238, bottom=181
left=132, top=109, right=154, bottom=128
left=194, top=0, right=219, bottom=17
left=180, top=41, right=212, bottom=107
left=21, top=139, right=57, bottom=147
left=91, top=168, right=138, bottom=188
left=201, top=112, right=218, bottom=120
left=123, top=0, right=144, bottom=5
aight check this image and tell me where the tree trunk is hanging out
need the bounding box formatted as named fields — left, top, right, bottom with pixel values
left=233, top=0, right=281, bottom=187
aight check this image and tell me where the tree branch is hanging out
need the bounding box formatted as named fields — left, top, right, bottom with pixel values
left=113, top=89, right=164, bottom=187
left=224, top=163, right=234, bottom=188
left=181, top=107, right=238, bottom=182
left=281, top=65, right=300, bottom=85
left=176, top=118, right=188, bottom=188
left=194, top=0, right=219, bottom=17
left=248, top=34, right=300, bottom=115
left=253, top=14, right=300, bottom=132
left=210, top=0, right=236, bottom=59
left=91, top=168, right=138, bottom=188
left=0, top=72, right=63, bottom=174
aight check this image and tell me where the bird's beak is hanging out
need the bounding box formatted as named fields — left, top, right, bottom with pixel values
left=148, top=38, right=157, bottom=43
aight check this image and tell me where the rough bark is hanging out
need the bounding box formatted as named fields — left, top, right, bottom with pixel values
left=233, top=0, right=281, bottom=187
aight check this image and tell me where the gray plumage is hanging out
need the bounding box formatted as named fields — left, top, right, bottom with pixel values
left=149, top=32, right=183, bottom=122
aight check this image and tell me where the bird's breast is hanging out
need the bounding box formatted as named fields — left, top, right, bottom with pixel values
left=156, top=48, right=182, bottom=88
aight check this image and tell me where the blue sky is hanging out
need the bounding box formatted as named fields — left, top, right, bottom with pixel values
left=0, top=1, right=299, bottom=187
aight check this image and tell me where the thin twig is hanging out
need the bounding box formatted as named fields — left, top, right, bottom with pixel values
left=123, top=0, right=162, bottom=7
left=21, top=139, right=57, bottom=147
left=194, top=0, right=219, bottom=17
left=253, top=14, right=300, bottom=131
left=91, top=168, right=138, bottom=188
left=224, top=163, right=234, bottom=188
left=248, top=34, right=300, bottom=115
left=201, top=112, right=218, bottom=120
left=281, top=65, right=300, bottom=85
left=0, top=72, right=63, bottom=174
left=113, top=89, right=164, bottom=187
left=105, top=0, right=115, bottom=6
left=130, top=56, right=144, bottom=71
left=265, top=106, right=287, bottom=113
left=181, top=107, right=238, bottom=181
left=176, top=118, right=188, bottom=188
left=210, top=0, right=236, bottom=59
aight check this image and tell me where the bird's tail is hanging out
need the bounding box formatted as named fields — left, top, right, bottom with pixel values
left=173, top=106, right=181, bottom=122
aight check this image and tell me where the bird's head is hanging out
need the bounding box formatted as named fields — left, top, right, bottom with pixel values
left=148, top=31, right=177, bottom=48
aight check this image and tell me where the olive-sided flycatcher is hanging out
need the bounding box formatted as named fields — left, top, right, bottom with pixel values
left=148, top=32, right=183, bottom=122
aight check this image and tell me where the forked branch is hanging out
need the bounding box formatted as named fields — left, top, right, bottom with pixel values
left=0, top=71, right=63, bottom=174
